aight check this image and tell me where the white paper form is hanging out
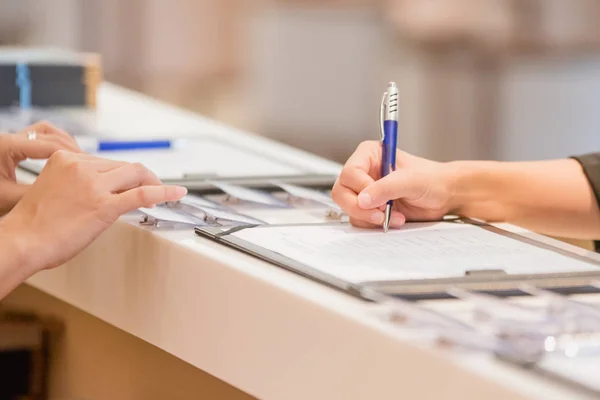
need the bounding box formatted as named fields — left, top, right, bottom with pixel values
left=179, top=194, right=219, bottom=209
left=139, top=206, right=204, bottom=226
left=232, top=223, right=599, bottom=284
left=272, top=182, right=341, bottom=210
left=232, top=208, right=334, bottom=225
left=210, top=181, right=290, bottom=207
left=184, top=204, right=265, bottom=225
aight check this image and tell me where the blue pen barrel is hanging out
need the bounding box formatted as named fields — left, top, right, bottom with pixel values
left=382, top=120, right=398, bottom=208
left=97, top=140, right=172, bottom=151
left=381, top=120, right=398, bottom=177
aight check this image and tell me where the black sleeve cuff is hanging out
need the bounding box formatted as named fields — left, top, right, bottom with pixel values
left=571, top=153, right=600, bottom=252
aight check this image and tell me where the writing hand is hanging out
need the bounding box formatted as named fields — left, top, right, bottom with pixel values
left=332, top=141, right=456, bottom=228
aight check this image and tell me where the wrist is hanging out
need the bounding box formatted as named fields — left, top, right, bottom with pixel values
left=445, top=160, right=507, bottom=220
left=445, top=160, right=472, bottom=215
left=0, top=217, right=38, bottom=278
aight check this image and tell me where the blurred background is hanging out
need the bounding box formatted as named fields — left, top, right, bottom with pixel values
left=0, top=0, right=599, bottom=163
left=1, top=2, right=600, bottom=399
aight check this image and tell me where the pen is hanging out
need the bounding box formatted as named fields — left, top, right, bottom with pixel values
left=379, top=82, right=399, bottom=232
left=76, top=137, right=174, bottom=152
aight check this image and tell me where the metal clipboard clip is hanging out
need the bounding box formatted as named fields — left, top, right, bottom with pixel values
left=139, top=204, right=206, bottom=229
left=173, top=199, right=265, bottom=227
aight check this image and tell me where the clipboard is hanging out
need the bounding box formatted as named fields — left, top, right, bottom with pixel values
left=195, top=218, right=600, bottom=301
left=365, top=280, right=600, bottom=397
left=18, top=135, right=339, bottom=191
left=198, top=217, right=600, bottom=397
left=180, top=174, right=337, bottom=193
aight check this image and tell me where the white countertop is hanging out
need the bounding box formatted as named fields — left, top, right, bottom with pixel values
left=15, top=83, right=600, bottom=400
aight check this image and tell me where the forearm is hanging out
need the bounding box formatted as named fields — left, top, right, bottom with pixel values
left=448, top=159, right=600, bottom=239
left=0, top=227, right=34, bottom=300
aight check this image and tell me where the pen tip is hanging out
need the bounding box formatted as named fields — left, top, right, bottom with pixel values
left=383, top=204, right=392, bottom=233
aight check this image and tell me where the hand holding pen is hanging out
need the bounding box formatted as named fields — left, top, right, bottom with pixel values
left=331, top=82, right=454, bottom=230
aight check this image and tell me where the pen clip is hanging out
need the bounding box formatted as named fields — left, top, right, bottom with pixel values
left=379, top=91, right=387, bottom=140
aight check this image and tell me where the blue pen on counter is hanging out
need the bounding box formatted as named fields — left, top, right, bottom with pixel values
left=76, top=137, right=174, bottom=152
left=379, top=82, right=399, bottom=233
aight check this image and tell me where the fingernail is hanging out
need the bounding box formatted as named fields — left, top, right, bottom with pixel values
left=370, top=211, right=384, bottom=224
left=358, top=192, right=373, bottom=208
left=390, top=215, right=406, bottom=228
left=175, top=186, right=188, bottom=197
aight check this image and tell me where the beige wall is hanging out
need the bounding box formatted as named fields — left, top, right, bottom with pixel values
left=2, top=0, right=600, bottom=162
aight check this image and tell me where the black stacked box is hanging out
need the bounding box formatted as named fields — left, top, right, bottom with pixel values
left=0, top=47, right=101, bottom=109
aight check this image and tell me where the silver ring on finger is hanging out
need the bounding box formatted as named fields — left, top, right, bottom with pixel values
left=27, top=131, right=37, bottom=141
